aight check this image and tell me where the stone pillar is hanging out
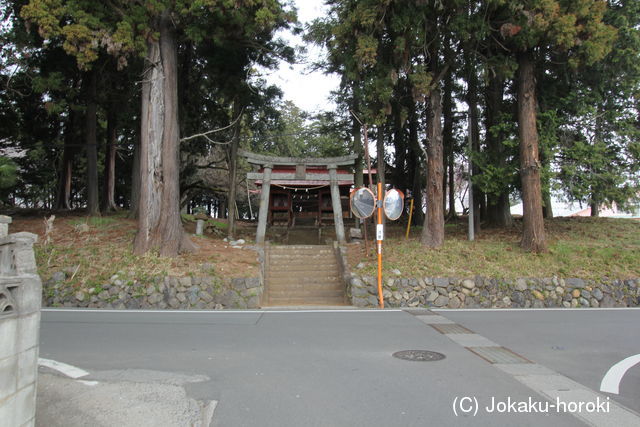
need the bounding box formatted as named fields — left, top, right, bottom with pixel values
left=0, top=230, right=41, bottom=427
left=195, top=219, right=204, bottom=236
left=0, top=215, right=10, bottom=238
left=329, top=166, right=346, bottom=244
left=256, top=164, right=273, bottom=245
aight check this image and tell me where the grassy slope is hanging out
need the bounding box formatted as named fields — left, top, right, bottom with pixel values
left=351, top=217, right=640, bottom=280
left=9, top=213, right=639, bottom=287
left=10, top=212, right=259, bottom=289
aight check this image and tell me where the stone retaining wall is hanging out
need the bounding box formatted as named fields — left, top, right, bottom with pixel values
left=43, top=273, right=263, bottom=310
left=348, top=274, right=640, bottom=309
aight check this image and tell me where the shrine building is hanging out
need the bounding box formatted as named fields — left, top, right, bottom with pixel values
left=240, top=149, right=357, bottom=245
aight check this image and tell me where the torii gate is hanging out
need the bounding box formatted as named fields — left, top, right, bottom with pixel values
left=240, top=149, right=357, bottom=245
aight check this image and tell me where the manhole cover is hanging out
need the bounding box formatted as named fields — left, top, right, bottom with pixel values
left=392, top=350, right=445, bottom=362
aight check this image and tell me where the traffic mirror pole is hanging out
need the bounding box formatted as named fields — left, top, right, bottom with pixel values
left=376, top=181, right=384, bottom=309
left=351, top=183, right=403, bottom=310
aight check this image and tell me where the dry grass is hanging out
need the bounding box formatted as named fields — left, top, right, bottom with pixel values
left=8, top=212, right=639, bottom=288
left=10, top=212, right=259, bottom=288
left=350, top=217, right=640, bottom=280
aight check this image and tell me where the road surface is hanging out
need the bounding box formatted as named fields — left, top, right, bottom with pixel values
left=37, top=308, right=640, bottom=426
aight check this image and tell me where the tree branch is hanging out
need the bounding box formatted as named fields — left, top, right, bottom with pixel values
left=180, top=107, right=244, bottom=143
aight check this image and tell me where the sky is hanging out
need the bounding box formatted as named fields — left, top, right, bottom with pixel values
left=261, top=0, right=340, bottom=113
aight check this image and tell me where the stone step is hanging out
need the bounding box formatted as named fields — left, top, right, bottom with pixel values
left=268, top=286, right=343, bottom=294
left=267, top=296, right=347, bottom=306
left=266, top=266, right=339, bottom=275
left=269, top=253, right=334, bottom=258
left=268, top=259, right=337, bottom=267
left=268, top=276, right=340, bottom=283
left=270, top=245, right=332, bottom=251
left=268, top=288, right=345, bottom=298
left=268, top=281, right=344, bottom=290
left=269, top=254, right=337, bottom=264
left=268, top=276, right=342, bottom=286
left=266, top=244, right=344, bottom=306
left=268, top=254, right=335, bottom=261
left=269, top=250, right=335, bottom=255
left=269, top=248, right=334, bottom=253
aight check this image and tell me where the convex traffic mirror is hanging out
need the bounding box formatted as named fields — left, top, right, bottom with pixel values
left=383, top=189, right=404, bottom=221
left=350, top=187, right=376, bottom=219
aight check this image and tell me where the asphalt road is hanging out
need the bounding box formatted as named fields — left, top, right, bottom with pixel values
left=439, top=308, right=640, bottom=414
left=37, top=308, right=640, bottom=427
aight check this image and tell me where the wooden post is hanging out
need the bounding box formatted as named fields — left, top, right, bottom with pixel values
left=328, top=165, right=346, bottom=244
left=256, top=164, right=272, bottom=245
left=468, top=115, right=475, bottom=242
left=405, top=198, right=414, bottom=239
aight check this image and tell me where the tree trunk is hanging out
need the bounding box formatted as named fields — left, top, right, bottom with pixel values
left=392, top=99, right=406, bottom=191
left=178, top=41, right=193, bottom=137
left=466, top=58, right=482, bottom=232
left=376, top=125, right=385, bottom=190
left=448, top=145, right=455, bottom=218
left=85, top=69, right=99, bottom=216
left=351, top=101, right=364, bottom=227
left=61, top=157, right=73, bottom=209
left=421, top=89, right=444, bottom=248
left=517, top=51, right=547, bottom=252
left=56, top=110, right=76, bottom=210
left=539, top=105, right=553, bottom=220
left=134, top=12, right=196, bottom=257
left=103, top=108, right=118, bottom=212
left=408, top=101, right=423, bottom=225
left=227, top=100, right=241, bottom=239
left=129, top=134, right=140, bottom=218
left=219, top=197, right=227, bottom=219
left=352, top=113, right=364, bottom=189
left=55, top=155, right=70, bottom=210
left=485, top=71, right=512, bottom=227
left=542, top=189, right=554, bottom=219
left=590, top=199, right=600, bottom=217
left=442, top=62, right=455, bottom=219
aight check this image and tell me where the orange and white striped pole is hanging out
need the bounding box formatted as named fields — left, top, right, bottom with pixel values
left=376, top=182, right=384, bottom=309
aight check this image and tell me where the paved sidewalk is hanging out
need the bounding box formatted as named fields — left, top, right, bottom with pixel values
left=36, top=368, right=216, bottom=427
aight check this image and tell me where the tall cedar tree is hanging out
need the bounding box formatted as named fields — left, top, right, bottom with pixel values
left=22, top=0, right=294, bottom=256
left=493, top=0, right=616, bottom=252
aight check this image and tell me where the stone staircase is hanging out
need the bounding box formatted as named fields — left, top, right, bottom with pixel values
left=265, top=245, right=346, bottom=306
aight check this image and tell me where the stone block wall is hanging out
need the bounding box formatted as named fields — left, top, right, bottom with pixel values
left=348, top=274, right=640, bottom=309
left=43, top=273, right=262, bottom=310
left=0, top=216, right=42, bottom=427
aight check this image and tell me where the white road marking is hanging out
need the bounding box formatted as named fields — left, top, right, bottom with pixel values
left=202, top=400, right=218, bottom=427
left=600, top=354, right=640, bottom=395
left=433, top=307, right=640, bottom=312
left=42, top=308, right=403, bottom=314
left=77, top=380, right=100, bottom=386
left=38, top=358, right=89, bottom=379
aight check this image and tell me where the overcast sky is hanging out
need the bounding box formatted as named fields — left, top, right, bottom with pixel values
left=261, top=0, right=340, bottom=113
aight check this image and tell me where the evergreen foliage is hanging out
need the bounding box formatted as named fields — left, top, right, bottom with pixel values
left=0, top=0, right=638, bottom=255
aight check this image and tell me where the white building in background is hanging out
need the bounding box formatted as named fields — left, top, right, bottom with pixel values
left=510, top=197, right=640, bottom=218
